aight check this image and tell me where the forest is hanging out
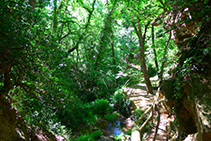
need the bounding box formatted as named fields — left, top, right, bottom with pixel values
left=0, top=0, right=210, bottom=140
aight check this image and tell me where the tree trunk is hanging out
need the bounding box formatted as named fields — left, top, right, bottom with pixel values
left=139, top=54, right=153, bottom=94
left=132, top=20, right=153, bottom=94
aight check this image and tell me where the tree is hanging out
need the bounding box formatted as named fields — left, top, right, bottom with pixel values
left=94, top=0, right=117, bottom=70
left=120, top=0, right=163, bottom=94
left=132, top=18, right=153, bottom=93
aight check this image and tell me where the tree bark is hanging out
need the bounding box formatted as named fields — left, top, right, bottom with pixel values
left=140, top=53, right=153, bottom=94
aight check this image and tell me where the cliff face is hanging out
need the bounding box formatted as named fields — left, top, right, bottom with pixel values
left=162, top=17, right=211, bottom=140
left=190, top=20, right=211, bottom=140
left=195, top=70, right=211, bottom=141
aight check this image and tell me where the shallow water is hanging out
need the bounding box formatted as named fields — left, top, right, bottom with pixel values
left=96, top=117, right=133, bottom=136
left=96, top=120, right=122, bottom=136
left=73, top=117, right=134, bottom=138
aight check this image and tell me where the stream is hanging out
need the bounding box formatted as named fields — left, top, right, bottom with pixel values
left=96, top=120, right=123, bottom=136
left=73, top=116, right=134, bottom=139
left=96, top=117, right=134, bottom=138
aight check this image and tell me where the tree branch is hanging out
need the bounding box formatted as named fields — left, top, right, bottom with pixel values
left=143, top=21, right=151, bottom=42
left=84, top=0, right=96, bottom=29
left=59, top=33, right=71, bottom=41
left=78, top=0, right=91, bottom=13
left=132, top=19, right=140, bottom=38
left=68, top=0, right=96, bottom=53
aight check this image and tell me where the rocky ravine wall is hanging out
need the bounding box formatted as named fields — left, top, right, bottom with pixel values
left=161, top=17, right=211, bottom=141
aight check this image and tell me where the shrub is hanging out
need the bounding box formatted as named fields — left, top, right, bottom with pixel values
left=74, top=130, right=103, bottom=141
left=57, top=100, right=96, bottom=129
left=74, top=134, right=93, bottom=141
left=112, top=89, right=131, bottom=117
left=104, top=111, right=119, bottom=122
left=91, top=99, right=111, bottom=115
left=90, top=130, right=103, bottom=139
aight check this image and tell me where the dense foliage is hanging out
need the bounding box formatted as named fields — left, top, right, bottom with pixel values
left=1, top=0, right=209, bottom=140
